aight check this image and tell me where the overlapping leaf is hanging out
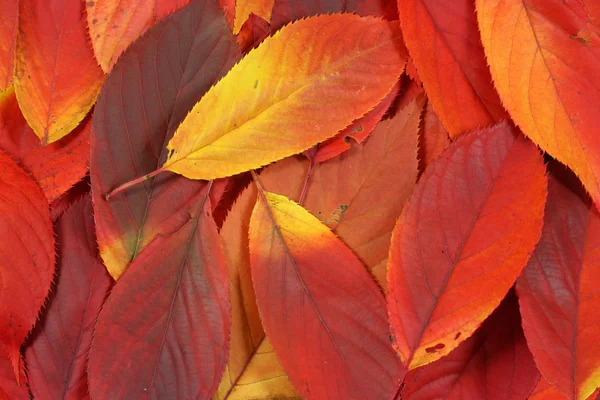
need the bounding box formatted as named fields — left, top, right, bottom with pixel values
left=0, top=87, right=90, bottom=201
left=517, top=165, right=600, bottom=400
left=86, top=0, right=191, bottom=72
left=387, top=122, right=547, bottom=369
left=398, top=0, right=508, bottom=137
left=90, top=0, right=241, bottom=278
left=529, top=377, right=569, bottom=400
left=88, top=186, right=230, bottom=399
left=0, top=357, right=28, bottom=400
left=476, top=0, right=600, bottom=207
left=236, top=14, right=270, bottom=53
left=24, top=195, right=113, bottom=400
left=161, top=14, right=407, bottom=180
left=14, top=0, right=104, bottom=144
left=402, top=294, right=540, bottom=400
left=233, top=0, right=274, bottom=34
left=0, top=150, right=54, bottom=380
left=249, top=190, right=404, bottom=399
left=0, top=0, right=17, bottom=91
left=418, top=100, right=450, bottom=175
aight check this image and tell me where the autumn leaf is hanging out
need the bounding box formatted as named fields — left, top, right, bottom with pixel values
left=14, top=0, right=104, bottom=144
left=418, top=99, right=451, bottom=175
left=530, top=377, right=569, bottom=400
left=0, top=150, right=54, bottom=382
left=402, top=293, right=540, bottom=400
left=86, top=0, right=191, bottom=72
left=236, top=13, right=270, bottom=54
left=0, top=87, right=91, bottom=202
left=88, top=185, right=230, bottom=398
left=0, top=0, right=17, bottom=91
left=0, top=357, right=28, bottom=400
left=159, top=14, right=407, bottom=181
left=517, top=164, right=600, bottom=400
left=387, top=121, right=547, bottom=369
left=90, top=0, right=241, bottom=278
left=476, top=0, right=600, bottom=207
left=249, top=190, right=404, bottom=399
left=398, top=0, right=508, bottom=137
left=24, top=195, right=113, bottom=400
left=233, top=0, right=274, bottom=34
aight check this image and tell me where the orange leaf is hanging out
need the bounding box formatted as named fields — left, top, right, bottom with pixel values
left=86, top=0, right=191, bottom=72
left=0, top=0, right=17, bottom=91
left=162, top=14, right=407, bottom=180
left=387, top=121, right=547, bottom=369
left=14, top=0, right=104, bottom=144
left=476, top=0, right=600, bottom=207
left=249, top=190, right=404, bottom=399
left=517, top=164, right=600, bottom=400
left=530, top=377, right=570, bottom=400
left=233, top=0, right=274, bottom=34
left=398, top=0, right=508, bottom=137
left=418, top=100, right=450, bottom=175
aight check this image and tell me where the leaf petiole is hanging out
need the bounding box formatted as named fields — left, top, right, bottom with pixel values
left=105, top=167, right=165, bottom=200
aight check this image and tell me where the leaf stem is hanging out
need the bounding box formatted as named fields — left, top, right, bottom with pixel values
left=105, top=167, right=165, bottom=200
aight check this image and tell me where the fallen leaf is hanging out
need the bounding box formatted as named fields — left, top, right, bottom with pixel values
left=0, top=87, right=91, bottom=202
left=0, top=0, right=18, bottom=91
left=387, top=121, right=547, bottom=369
left=24, top=195, right=113, bottom=400
left=418, top=100, right=451, bottom=175
left=402, top=293, right=540, bottom=400
left=398, top=0, right=508, bottom=137
left=249, top=190, right=404, bottom=399
left=530, top=377, right=570, bottom=400
left=236, top=13, right=270, bottom=54
left=233, top=0, right=274, bottom=34
left=90, top=0, right=241, bottom=278
left=0, top=150, right=54, bottom=381
left=0, top=357, right=28, bottom=400
left=86, top=0, right=191, bottom=72
left=219, top=0, right=235, bottom=29
left=14, top=0, right=104, bottom=144
left=88, top=186, right=230, bottom=399
left=476, top=0, right=600, bottom=207
left=161, top=14, right=407, bottom=181
left=517, top=164, right=600, bottom=400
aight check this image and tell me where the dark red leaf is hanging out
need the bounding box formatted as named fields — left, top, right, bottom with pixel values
left=236, top=13, right=270, bottom=54
left=24, top=195, right=113, bottom=400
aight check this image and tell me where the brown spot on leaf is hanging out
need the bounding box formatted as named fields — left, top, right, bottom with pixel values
left=425, top=343, right=445, bottom=353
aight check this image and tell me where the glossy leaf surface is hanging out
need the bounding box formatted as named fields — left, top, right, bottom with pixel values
left=387, top=122, right=547, bottom=369
left=233, top=0, right=274, bottom=33
left=477, top=0, right=600, bottom=207
left=91, top=0, right=241, bottom=278
left=398, top=0, right=507, bottom=137
left=0, top=0, right=17, bottom=90
left=249, top=191, right=404, bottom=399
left=24, top=195, right=112, bottom=400
left=0, top=150, right=54, bottom=379
left=86, top=0, right=191, bottom=72
left=0, top=87, right=90, bottom=202
left=14, top=0, right=104, bottom=144
left=517, top=166, right=600, bottom=400
left=163, top=14, right=407, bottom=180
left=88, top=188, right=230, bottom=399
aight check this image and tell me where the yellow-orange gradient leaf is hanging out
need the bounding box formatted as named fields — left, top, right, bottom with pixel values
left=476, top=0, right=600, bottom=207
left=233, top=0, right=274, bottom=34
left=162, top=14, right=407, bottom=180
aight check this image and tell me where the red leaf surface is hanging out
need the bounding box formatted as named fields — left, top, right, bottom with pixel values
left=90, top=0, right=241, bottom=278
left=14, top=0, right=104, bottom=144
left=0, top=0, right=17, bottom=91
left=0, top=357, right=28, bottom=400
left=387, top=121, right=547, bottom=369
left=402, top=293, right=540, bottom=400
left=271, top=0, right=398, bottom=31
left=418, top=100, right=451, bottom=175
left=236, top=13, right=270, bottom=54
left=249, top=190, right=404, bottom=399
left=0, top=150, right=54, bottom=381
left=88, top=186, right=230, bottom=399
left=0, top=87, right=90, bottom=202
left=517, top=165, right=600, bottom=400
left=219, top=0, right=235, bottom=29
left=530, top=377, right=570, bottom=400
left=48, top=177, right=92, bottom=221
left=397, top=0, right=508, bottom=138
left=24, top=195, right=112, bottom=400
left=86, top=0, right=192, bottom=72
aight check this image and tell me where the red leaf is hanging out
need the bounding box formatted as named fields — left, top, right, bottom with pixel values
left=0, top=357, right=28, bottom=400
left=0, top=0, right=18, bottom=91
left=249, top=190, right=404, bottom=399
left=24, top=195, right=113, bottom=400
left=418, top=100, right=451, bottom=175
left=530, top=376, right=570, bottom=400
left=0, top=150, right=54, bottom=382
left=90, top=0, right=241, bottom=278
left=271, top=0, right=398, bottom=31
left=88, top=186, right=230, bottom=399
left=517, top=164, right=600, bottom=400
left=0, top=87, right=90, bottom=202
left=387, top=121, right=547, bottom=369
left=236, top=13, right=270, bottom=54
left=397, top=0, right=508, bottom=137
left=402, top=293, right=540, bottom=400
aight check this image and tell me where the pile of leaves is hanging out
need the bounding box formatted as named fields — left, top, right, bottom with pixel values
left=0, top=0, right=599, bottom=399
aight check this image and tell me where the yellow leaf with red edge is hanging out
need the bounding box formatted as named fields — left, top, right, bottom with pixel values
left=162, top=14, right=407, bottom=180
left=476, top=0, right=600, bottom=207
left=233, top=0, right=274, bottom=34
left=14, top=0, right=104, bottom=144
